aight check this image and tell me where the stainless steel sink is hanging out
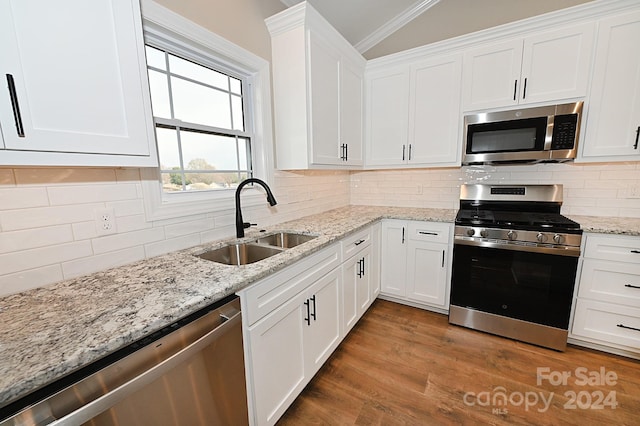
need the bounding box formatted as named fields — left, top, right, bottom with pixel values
left=196, top=243, right=284, bottom=266
left=255, top=232, right=316, bottom=248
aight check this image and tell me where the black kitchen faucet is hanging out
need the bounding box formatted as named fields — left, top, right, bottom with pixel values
left=235, top=178, right=277, bottom=238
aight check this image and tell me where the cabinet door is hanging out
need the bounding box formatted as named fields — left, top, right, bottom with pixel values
left=0, top=0, right=153, bottom=158
left=408, top=54, right=462, bottom=166
left=308, top=31, right=341, bottom=165
left=249, top=292, right=307, bottom=426
left=342, top=255, right=359, bottom=334
left=520, top=23, right=594, bottom=105
left=366, top=67, right=410, bottom=166
left=581, top=11, right=640, bottom=160
left=370, top=222, right=381, bottom=299
left=341, top=59, right=364, bottom=165
left=304, top=268, right=342, bottom=375
left=406, top=241, right=448, bottom=308
left=380, top=220, right=407, bottom=297
left=462, top=39, right=523, bottom=111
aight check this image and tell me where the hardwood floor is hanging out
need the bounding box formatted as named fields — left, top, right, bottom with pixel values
left=278, top=300, right=640, bottom=425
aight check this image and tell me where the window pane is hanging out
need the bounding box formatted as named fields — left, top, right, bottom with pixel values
left=156, top=127, right=181, bottom=169
left=231, top=94, right=244, bottom=131
left=230, top=77, right=242, bottom=95
left=169, top=54, right=229, bottom=90
left=145, top=46, right=166, bottom=70
left=180, top=131, right=238, bottom=171
left=238, top=137, right=249, bottom=170
left=184, top=172, right=241, bottom=190
left=147, top=70, right=172, bottom=118
left=161, top=172, right=187, bottom=192
left=171, top=77, right=231, bottom=129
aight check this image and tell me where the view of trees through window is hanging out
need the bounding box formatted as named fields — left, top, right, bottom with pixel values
left=145, top=45, right=253, bottom=193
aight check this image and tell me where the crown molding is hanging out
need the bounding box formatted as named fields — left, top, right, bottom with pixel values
left=366, top=0, right=640, bottom=70
left=355, top=0, right=441, bottom=54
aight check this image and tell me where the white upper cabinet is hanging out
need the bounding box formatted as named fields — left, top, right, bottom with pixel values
left=462, top=23, right=595, bottom=111
left=266, top=3, right=365, bottom=169
left=366, top=53, right=462, bottom=168
left=0, top=0, right=157, bottom=167
left=580, top=11, right=640, bottom=161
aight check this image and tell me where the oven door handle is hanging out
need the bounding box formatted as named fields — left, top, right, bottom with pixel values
left=454, top=237, right=581, bottom=257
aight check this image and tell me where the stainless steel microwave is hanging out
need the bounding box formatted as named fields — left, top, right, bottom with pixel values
left=462, top=101, right=583, bottom=165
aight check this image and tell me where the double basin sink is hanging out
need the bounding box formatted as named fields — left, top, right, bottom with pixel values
left=196, top=232, right=316, bottom=266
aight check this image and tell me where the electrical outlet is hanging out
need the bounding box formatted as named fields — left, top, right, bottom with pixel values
left=628, top=184, right=640, bottom=199
left=94, top=207, right=117, bottom=236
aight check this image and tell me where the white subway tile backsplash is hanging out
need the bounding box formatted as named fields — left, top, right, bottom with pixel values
left=0, top=203, right=104, bottom=231
left=144, top=234, right=201, bottom=258
left=72, top=221, right=99, bottom=241
left=0, top=225, right=73, bottom=254
left=62, top=246, right=146, bottom=280
left=164, top=218, right=214, bottom=239
left=0, top=187, right=49, bottom=210
left=0, top=241, right=92, bottom=275
left=0, top=265, right=64, bottom=297
left=91, top=228, right=165, bottom=255
left=47, top=184, right=138, bottom=206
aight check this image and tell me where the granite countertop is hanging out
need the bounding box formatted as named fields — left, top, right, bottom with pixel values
left=0, top=205, right=454, bottom=408
left=0, top=205, right=637, bottom=409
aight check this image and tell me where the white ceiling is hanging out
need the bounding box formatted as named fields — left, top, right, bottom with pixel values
left=280, top=0, right=594, bottom=59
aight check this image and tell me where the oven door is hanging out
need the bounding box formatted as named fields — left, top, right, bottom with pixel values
left=450, top=243, right=578, bottom=330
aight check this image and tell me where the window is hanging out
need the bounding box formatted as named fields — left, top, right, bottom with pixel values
left=140, top=2, right=274, bottom=221
left=145, top=45, right=253, bottom=193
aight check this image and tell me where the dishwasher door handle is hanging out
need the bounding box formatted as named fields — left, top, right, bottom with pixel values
left=51, top=310, right=242, bottom=426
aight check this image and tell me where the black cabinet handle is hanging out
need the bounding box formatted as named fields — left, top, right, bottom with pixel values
left=304, top=299, right=310, bottom=326
left=625, top=284, right=640, bottom=289
left=419, top=231, right=438, bottom=236
left=441, top=250, right=445, bottom=268
left=402, top=145, right=406, bottom=161
left=6, top=74, right=25, bottom=137
left=310, top=295, right=316, bottom=321
left=513, top=79, right=518, bottom=101
left=634, top=126, right=639, bottom=150
left=354, top=239, right=365, bottom=246
left=617, top=323, right=640, bottom=333
left=402, top=227, right=405, bottom=244
left=357, top=259, right=363, bottom=278
left=631, top=250, right=640, bottom=254
left=361, top=257, right=365, bottom=277
left=408, top=144, right=412, bottom=161
left=522, top=77, right=527, bottom=99
left=345, top=143, right=348, bottom=161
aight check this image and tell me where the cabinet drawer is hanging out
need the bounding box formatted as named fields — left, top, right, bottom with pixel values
left=407, top=221, right=451, bottom=243
left=572, top=299, right=640, bottom=350
left=584, top=234, right=640, bottom=262
left=342, top=226, right=371, bottom=260
left=579, top=259, right=640, bottom=307
left=241, top=244, right=340, bottom=326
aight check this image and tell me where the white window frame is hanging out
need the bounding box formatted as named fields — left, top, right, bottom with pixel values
left=140, top=0, right=274, bottom=221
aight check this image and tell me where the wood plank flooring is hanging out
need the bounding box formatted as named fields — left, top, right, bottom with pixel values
left=278, top=300, right=640, bottom=425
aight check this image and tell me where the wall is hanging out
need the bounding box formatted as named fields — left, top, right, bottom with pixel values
left=351, top=162, right=640, bottom=217
left=0, top=168, right=349, bottom=296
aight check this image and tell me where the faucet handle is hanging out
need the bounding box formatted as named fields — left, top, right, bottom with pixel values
left=243, top=222, right=257, bottom=230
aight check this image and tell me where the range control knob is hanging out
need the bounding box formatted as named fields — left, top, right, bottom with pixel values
left=480, top=229, right=488, bottom=238
left=466, top=228, right=475, bottom=237
left=553, top=234, right=564, bottom=244
left=537, top=232, right=547, bottom=243
left=507, top=230, right=517, bottom=241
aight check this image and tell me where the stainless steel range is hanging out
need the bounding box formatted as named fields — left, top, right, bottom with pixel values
left=449, top=184, right=582, bottom=351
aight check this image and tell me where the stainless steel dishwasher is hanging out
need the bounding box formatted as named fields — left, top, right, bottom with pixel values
left=1, top=295, right=248, bottom=426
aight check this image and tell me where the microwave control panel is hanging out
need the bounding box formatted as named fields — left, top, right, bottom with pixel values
left=550, top=114, right=578, bottom=150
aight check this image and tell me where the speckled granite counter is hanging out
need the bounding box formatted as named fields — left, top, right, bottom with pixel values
left=0, top=205, right=454, bottom=409
left=1, top=205, right=637, bottom=409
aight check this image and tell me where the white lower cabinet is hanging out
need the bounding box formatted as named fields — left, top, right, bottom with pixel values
left=380, top=219, right=452, bottom=312
left=571, top=233, right=640, bottom=357
left=240, top=224, right=381, bottom=425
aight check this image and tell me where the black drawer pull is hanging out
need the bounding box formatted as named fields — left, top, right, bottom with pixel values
left=617, top=323, right=640, bottom=333
left=631, top=250, right=640, bottom=254
left=634, top=126, right=639, bottom=150
left=354, top=239, right=365, bottom=246
left=310, top=295, right=316, bottom=321
left=304, top=299, right=310, bottom=326
left=419, top=231, right=438, bottom=236
left=625, top=284, right=640, bottom=289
